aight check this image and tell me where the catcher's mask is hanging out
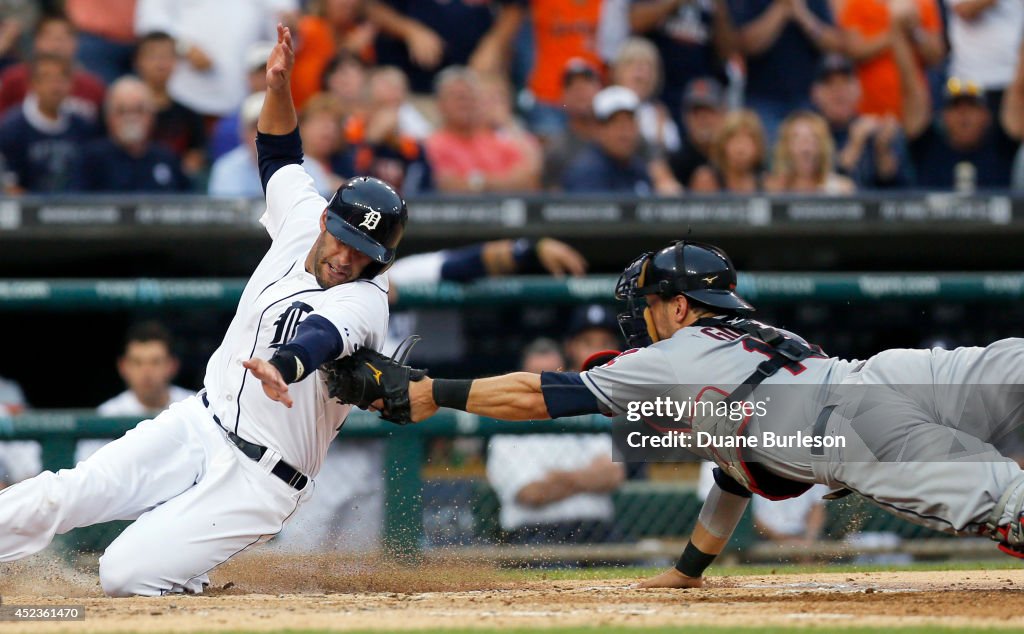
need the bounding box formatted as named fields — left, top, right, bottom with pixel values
left=324, top=176, right=408, bottom=279
left=615, top=241, right=754, bottom=348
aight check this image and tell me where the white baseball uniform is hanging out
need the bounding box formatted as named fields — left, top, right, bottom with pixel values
left=0, top=163, right=390, bottom=596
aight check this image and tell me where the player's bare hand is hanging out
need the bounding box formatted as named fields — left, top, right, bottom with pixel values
left=409, top=377, right=440, bottom=422
left=537, top=238, right=588, bottom=277
left=636, top=568, right=703, bottom=589
left=243, top=358, right=294, bottom=408
left=267, top=23, right=295, bottom=91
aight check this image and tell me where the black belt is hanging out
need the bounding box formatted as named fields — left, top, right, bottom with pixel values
left=201, top=392, right=308, bottom=490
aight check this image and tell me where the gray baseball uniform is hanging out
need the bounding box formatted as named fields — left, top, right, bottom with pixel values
left=581, top=321, right=1024, bottom=536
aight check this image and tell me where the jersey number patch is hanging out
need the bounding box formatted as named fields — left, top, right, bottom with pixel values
left=270, top=301, right=314, bottom=348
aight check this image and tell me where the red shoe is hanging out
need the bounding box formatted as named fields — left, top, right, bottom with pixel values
left=996, top=525, right=1024, bottom=559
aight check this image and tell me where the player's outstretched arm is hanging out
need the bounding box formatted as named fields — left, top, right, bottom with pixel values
left=258, top=23, right=298, bottom=135
left=243, top=358, right=294, bottom=408
left=409, top=370, right=602, bottom=423
left=638, top=472, right=751, bottom=589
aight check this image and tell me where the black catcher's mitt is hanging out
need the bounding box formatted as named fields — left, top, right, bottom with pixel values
left=322, top=336, right=425, bottom=425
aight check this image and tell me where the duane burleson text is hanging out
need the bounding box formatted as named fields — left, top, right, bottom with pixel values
left=625, top=430, right=846, bottom=449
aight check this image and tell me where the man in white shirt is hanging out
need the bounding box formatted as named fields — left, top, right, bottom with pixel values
left=135, top=0, right=298, bottom=116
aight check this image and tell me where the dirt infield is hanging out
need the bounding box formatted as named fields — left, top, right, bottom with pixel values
left=3, top=554, right=1024, bottom=631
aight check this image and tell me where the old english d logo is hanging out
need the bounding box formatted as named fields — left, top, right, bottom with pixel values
left=365, top=363, right=383, bottom=385
left=359, top=210, right=382, bottom=230
left=270, top=301, right=314, bottom=348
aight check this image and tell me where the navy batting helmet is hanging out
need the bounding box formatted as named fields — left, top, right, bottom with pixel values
left=615, top=241, right=753, bottom=348
left=325, top=176, right=408, bottom=279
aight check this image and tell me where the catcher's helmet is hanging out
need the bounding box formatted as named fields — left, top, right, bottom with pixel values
left=615, top=241, right=753, bottom=348
left=325, top=176, right=407, bottom=279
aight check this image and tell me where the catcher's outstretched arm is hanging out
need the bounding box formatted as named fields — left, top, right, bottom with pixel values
left=639, top=468, right=751, bottom=589
left=410, top=371, right=601, bottom=422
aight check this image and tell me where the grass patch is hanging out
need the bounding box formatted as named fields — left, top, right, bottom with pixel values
left=492, top=559, right=1023, bottom=581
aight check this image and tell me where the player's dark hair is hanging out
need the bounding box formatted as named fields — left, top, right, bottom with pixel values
left=123, top=321, right=175, bottom=356
left=28, top=52, right=72, bottom=79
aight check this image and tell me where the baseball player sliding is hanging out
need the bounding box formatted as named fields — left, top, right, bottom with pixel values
left=326, top=240, right=1024, bottom=589
left=0, top=25, right=405, bottom=596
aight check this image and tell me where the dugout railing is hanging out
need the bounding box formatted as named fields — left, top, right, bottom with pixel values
left=2, top=273, right=1020, bottom=562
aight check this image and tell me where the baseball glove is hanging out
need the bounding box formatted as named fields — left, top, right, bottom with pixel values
left=322, top=335, right=426, bottom=425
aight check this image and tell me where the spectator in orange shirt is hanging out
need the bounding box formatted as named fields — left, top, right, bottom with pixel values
left=0, top=13, right=106, bottom=123
left=504, top=0, right=624, bottom=139
left=292, top=0, right=376, bottom=110
left=426, top=66, right=539, bottom=193
left=65, top=0, right=136, bottom=84
left=838, top=0, right=945, bottom=117
left=321, top=50, right=370, bottom=123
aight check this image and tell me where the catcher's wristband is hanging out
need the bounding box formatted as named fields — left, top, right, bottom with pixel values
left=432, top=379, right=473, bottom=411
left=675, top=541, right=716, bottom=578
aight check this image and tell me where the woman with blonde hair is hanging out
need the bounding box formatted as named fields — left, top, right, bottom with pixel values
left=611, top=37, right=681, bottom=153
left=767, top=111, right=856, bottom=194
left=691, top=109, right=768, bottom=193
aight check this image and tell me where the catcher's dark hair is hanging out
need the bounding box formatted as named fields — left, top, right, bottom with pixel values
left=123, top=321, right=175, bottom=355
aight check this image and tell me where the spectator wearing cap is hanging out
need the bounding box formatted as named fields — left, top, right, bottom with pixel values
left=208, top=41, right=275, bottom=162
left=729, top=0, right=844, bottom=138
left=486, top=331, right=625, bottom=545
left=66, top=0, right=137, bottom=85
left=542, top=58, right=603, bottom=190
left=901, top=29, right=1024, bottom=190
left=208, top=92, right=267, bottom=197
left=0, top=13, right=106, bottom=123
left=610, top=37, right=682, bottom=153
left=668, top=77, right=727, bottom=188
left=838, top=0, right=944, bottom=118
left=426, top=66, right=539, bottom=193
left=564, top=304, right=622, bottom=370
left=134, top=0, right=298, bottom=117
left=691, top=108, right=768, bottom=193
left=369, top=0, right=523, bottom=124
left=946, top=0, right=1024, bottom=113
left=134, top=31, right=207, bottom=177
left=628, top=0, right=738, bottom=116
left=0, top=54, right=97, bottom=194
left=292, top=0, right=376, bottom=111
left=563, top=86, right=653, bottom=193
left=811, top=55, right=910, bottom=188
left=75, top=76, right=189, bottom=192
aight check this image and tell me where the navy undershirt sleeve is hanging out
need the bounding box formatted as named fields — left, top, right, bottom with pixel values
left=271, top=315, right=343, bottom=383
left=540, top=371, right=602, bottom=418
left=439, top=244, right=488, bottom=282
left=256, top=127, right=304, bottom=194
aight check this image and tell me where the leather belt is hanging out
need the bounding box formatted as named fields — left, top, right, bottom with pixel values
left=200, top=391, right=308, bottom=490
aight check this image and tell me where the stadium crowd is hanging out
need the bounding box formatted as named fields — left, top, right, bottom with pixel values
left=0, top=0, right=1021, bottom=196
